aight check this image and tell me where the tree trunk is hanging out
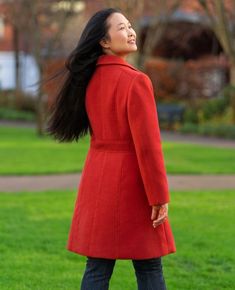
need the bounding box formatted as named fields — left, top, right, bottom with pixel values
left=13, top=25, right=22, bottom=108
left=230, top=62, right=235, bottom=124
left=35, top=62, right=46, bottom=136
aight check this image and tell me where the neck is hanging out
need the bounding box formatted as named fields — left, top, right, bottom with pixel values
left=103, top=50, right=129, bottom=61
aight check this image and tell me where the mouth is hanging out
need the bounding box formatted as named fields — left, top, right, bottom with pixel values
left=128, top=39, right=136, bottom=44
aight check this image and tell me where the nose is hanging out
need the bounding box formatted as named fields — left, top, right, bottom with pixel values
left=128, top=29, right=134, bottom=37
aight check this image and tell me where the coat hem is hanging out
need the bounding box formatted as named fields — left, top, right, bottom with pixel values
left=66, top=245, right=176, bottom=260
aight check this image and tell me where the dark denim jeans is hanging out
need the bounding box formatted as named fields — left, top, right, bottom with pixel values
left=80, top=256, right=167, bottom=290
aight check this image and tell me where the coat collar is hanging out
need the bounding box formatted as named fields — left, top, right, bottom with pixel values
left=96, top=54, right=139, bottom=71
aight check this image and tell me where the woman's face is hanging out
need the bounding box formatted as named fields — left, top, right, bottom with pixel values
left=100, top=12, right=137, bottom=59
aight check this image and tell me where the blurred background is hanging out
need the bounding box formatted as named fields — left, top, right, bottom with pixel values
left=0, top=0, right=235, bottom=138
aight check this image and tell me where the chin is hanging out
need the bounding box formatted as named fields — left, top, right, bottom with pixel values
left=127, top=46, right=138, bottom=53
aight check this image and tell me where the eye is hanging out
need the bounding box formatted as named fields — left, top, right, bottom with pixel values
left=119, top=26, right=125, bottom=30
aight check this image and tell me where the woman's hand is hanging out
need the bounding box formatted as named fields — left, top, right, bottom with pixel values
left=151, top=203, right=168, bottom=228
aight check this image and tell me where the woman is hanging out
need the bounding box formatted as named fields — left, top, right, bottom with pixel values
left=46, top=7, right=176, bottom=290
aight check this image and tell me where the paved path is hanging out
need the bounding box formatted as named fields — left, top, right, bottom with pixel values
left=0, top=120, right=36, bottom=128
left=161, top=131, right=235, bottom=148
left=1, top=174, right=235, bottom=192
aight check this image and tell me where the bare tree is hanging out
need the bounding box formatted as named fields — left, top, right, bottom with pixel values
left=1, top=0, right=82, bottom=135
left=138, top=0, right=180, bottom=68
left=24, top=0, right=81, bottom=136
left=198, top=0, right=235, bottom=84
left=198, top=0, right=235, bottom=122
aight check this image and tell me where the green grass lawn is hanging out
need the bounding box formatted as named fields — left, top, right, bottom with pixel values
left=0, top=189, right=234, bottom=290
left=0, top=126, right=235, bottom=175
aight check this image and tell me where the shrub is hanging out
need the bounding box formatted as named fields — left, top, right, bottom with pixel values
left=179, top=122, right=235, bottom=139
left=183, top=108, right=199, bottom=124
left=182, top=83, right=235, bottom=125
left=179, top=122, right=199, bottom=134
left=144, top=56, right=229, bottom=102
left=0, top=108, right=35, bottom=121
left=0, top=90, right=37, bottom=112
left=200, top=96, right=230, bottom=121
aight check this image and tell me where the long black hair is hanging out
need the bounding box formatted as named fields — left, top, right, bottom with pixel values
left=45, top=7, right=121, bottom=142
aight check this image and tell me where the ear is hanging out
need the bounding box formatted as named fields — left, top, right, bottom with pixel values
left=99, top=38, right=110, bottom=49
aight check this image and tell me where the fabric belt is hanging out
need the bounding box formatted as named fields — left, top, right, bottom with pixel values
left=90, top=138, right=136, bottom=152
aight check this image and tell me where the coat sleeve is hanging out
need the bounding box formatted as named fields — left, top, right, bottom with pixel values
left=127, top=72, right=170, bottom=206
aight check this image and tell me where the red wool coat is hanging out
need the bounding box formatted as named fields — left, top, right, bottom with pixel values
left=66, top=54, right=176, bottom=259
